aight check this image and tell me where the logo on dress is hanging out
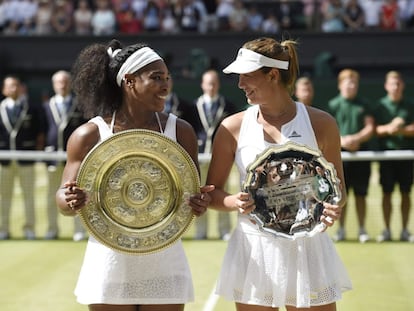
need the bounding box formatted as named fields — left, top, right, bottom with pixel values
left=288, top=131, right=301, bottom=138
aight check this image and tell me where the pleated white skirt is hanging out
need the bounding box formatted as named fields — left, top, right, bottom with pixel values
left=216, top=216, right=352, bottom=308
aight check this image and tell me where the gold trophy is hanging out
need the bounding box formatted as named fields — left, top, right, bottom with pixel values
left=76, top=129, right=199, bottom=254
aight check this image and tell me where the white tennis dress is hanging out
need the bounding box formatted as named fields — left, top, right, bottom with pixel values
left=215, top=103, right=352, bottom=308
left=74, top=113, right=194, bottom=305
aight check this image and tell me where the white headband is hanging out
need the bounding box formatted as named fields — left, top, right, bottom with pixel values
left=223, top=48, right=289, bottom=74
left=115, top=47, right=163, bottom=86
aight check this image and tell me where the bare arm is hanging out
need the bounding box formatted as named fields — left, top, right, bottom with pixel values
left=341, top=115, right=375, bottom=151
left=206, top=111, right=253, bottom=213
left=56, top=122, right=100, bottom=216
left=309, top=107, right=347, bottom=227
left=176, top=118, right=199, bottom=174
left=176, top=118, right=214, bottom=216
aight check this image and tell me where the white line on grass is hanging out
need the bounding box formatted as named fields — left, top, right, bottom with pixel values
left=203, top=282, right=219, bottom=311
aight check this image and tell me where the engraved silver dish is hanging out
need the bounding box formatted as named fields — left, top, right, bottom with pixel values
left=243, top=141, right=341, bottom=239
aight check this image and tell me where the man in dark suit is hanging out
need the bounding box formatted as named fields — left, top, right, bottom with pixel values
left=163, top=75, right=193, bottom=120
left=43, top=70, right=88, bottom=241
left=191, top=69, right=239, bottom=240
left=0, top=75, right=46, bottom=240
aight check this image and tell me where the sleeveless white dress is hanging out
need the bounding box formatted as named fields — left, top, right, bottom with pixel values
left=75, top=113, right=194, bottom=305
left=215, top=103, right=352, bottom=308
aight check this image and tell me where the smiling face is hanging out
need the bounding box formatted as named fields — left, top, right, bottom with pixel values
left=238, top=69, right=275, bottom=105
left=126, top=60, right=170, bottom=112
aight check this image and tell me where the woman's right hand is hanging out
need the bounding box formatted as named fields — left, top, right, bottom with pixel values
left=232, top=192, right=255, bottom=214
left=60, top=181, right=88, bottom=214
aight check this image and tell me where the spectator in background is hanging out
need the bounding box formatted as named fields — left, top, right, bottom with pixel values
left=143, top=0, right=161, bottom=31
left=200, top=0, right=218, bottom=32
left=91, top=0, right=116, bottom=35
left=360, top=0, right=383, bottom=30
left=130, top=0, right=147, bottom=21
left=400, top=0, right=414, bottom=28
left=174, top=0, right=204, bottom=32
left=191, top=69, right=239, bottom=240
left=73, top=0, right=93, bottom=35
left=51, top=0, right=73, bottom=34
left=0, top=75, right=46, bottom=240
left=327, top=69, right=375, bottom=243
left=321, top=0, right=345, bottom=32
left=374, top=71, right=414, bottom=242
left=216, top=0, right=234, bottom=31
left=163, top=75, right=193, bottom=121
left=275, top=0, right=301, bottom=31
left=43, top=70, right=88, bottom=241
left=246, top=5, right=263, bottom=32
left=161, top=1, right=178, bottom=33
left=19, top=0, right=37, bottom=34
left=34, top=0, right=53, bottom=35
left=0, top=1, right=5, bottom=32
left=380, top=0, right=400, bottom=30
left=1, top=0, right=33, bottom=35
left=116, top=4, right=142, bottom=33
left=262, top=11, right=279, bottom=34
left=343, top=0, right=365, bottom=32
left=301, top=0, right=316, bottom=30
left=228, top=0, right=248, bottom=32
left=193, top=0, right=208, bottom=32
left=294, top=76, right=314, bottom=106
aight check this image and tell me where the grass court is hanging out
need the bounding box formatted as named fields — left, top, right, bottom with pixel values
left=1, top=162, right=414, bottom=311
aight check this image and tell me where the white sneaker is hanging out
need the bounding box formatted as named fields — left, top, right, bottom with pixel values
left=24, top=229, right=36, bottom=240
left=358, top=229, right=370, bottom=243
left=44, top=230, right=58, bottom=240
left=377, top=229, right=391, bottom=242
left=221, top=233, right=231, bottom=241
left=73, top=232, right=88, bottom=242
left=333, top=228, right=346, bottom=242
left=0, top=231, right=10, bottom=240
left=400, top=229, right=412, bottom=242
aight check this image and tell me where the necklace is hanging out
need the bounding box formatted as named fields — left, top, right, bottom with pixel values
left=260, top=103, right=295, bottom=124
left=112, top=111, right=163, bottom=133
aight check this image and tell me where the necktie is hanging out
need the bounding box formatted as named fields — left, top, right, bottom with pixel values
left=8, top=104, right=20, bottom=125
left=57, top=99, right=69, bottom=117
left=205, top=102, right=213, bottom=124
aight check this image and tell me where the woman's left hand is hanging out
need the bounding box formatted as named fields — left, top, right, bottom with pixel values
left=188, top=185, right=215, bottom=217
left=320, top=201, right=342, bottom=229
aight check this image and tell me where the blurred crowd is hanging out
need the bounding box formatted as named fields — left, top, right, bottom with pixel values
left=1, top=0, right=414, bottom=36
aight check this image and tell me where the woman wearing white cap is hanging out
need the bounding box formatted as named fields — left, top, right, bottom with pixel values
left=205, top=37, right=352, bottom=310
left=55, top=39, right=213, bottom=311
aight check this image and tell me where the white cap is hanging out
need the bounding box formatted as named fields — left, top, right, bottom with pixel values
left=223, top=48, right=289, bottom=74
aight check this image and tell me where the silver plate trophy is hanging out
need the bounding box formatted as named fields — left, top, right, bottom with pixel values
left=243, top=141, right=342, bottom=239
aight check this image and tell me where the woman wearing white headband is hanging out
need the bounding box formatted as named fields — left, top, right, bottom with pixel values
left=56, top=39, right=213, bottom=311
left=206, top=37, right=352, bottom=310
